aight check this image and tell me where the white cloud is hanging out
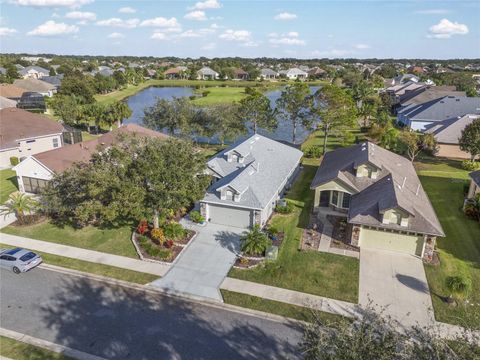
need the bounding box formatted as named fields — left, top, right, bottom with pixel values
left=150, top=32, right=167, bottom=40
left=354, top=43, right=370, bottom=50
left=184, top=10, right=207, bottom=21
left=0, top=27, right=17, bottom=36
left=428, top=18, right=469, bottom=39
left=414, top=9, right=449, bottom=15
left=118, top=7, right=136, bottom=14
left=274, top=12, right=297, bottom=20
left=11, top=0, right=92, bottom=8
left=219, top=29, right=251, bottom=42
left=27, top=20, right=78, bottom=36
left=179, top=28, right=214, bottom=38
left=269, top=37, right=305, bottom=45
left=65, top=11, right=96, bottom=21
left=189, top=0, right=221, bottom=10
left=287, top=31, right=299, bottom=37
left=210, top=23, right=219, bottom=29
left=140, top=17, right=179, bottom=28
left=96, top=18, right=140, bottom=28
left=201, top=43, right=216, bottom=50
left=241, top=40, right=260, bottom=47
left=311, top=49, right=352, bottom=58
left=107, top=32, right=124, bottom=39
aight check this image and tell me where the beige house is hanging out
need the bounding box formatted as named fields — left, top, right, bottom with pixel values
left=311, top=142, right=444, bottom=260
left=467, top=170, right=480, bottom=200
left=0, top=108, right=64, bottom=168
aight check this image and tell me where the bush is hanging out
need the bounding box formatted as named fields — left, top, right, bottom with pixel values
left=446, top=274, right=472, bottom=299
left=138, top=235, right=173, bottom=260
left=462, top=160, right=480, bottom=171
left=151, top=228, right=166, bottom=245
left=303, top=145, right=322, bottom=158
left=241, top=224, right=272, bottom=256
left=163, top=208, right=175, bottom=220
left=266, top=225, right=279, bottom=237
left=201, top=90, right=210, bottom=97
left=9, top=157, right=19, bottom=166
left=463, top=201, right=479, bottom=221
left=190, top=210, right=205, bottom=223
left=163, top=221, right=187, bottom=240
left=276, top=200, right=295, bottom=214
left=136, top=219, right=148, bottom=235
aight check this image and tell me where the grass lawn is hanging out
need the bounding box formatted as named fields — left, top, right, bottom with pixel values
left=193, top=87, right=247, bottom=105
left=1, top=220, right=137, bottom=258
left=0, top=169, right=18, bottom=204
left=416, top=158, right=480, bottom=328
left=0, top=336, right=74, bottom=360
left=221, top=290, right=346, bottom=324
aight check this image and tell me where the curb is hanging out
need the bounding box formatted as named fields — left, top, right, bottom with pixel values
left=0, top=327, right=106, bottom=360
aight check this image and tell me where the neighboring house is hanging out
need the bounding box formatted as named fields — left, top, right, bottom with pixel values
left=199, top=134, right=303, bottom=228
left=400, top=86, right=466, bottom=107
left=164, top=66, right=188, bottom=79
left=40, top=74, right=64, bottom=90
left=397, top=95, right=480, bottom=131
left=19, top=66, right=50, bottom=79
left=285, top=68, right=308, bottom=80
left=424, top=114, right=479, bottom=159
left=260, top=68, right=278, bottom=80
left=0, top=108, right=64, bottom=168
left=0, top=96, right=17, bottom=109
left=13, top=79, right=56, bottom=97
left=197, top=67, right=219, bottom=80
left=308, top=67, right=327, bottom=78
left=467, top=170, right=480, bottom=200
left=14, top=124, right=169, bottom=194
left=146, top=69, right=156, bottom=78
left=233, top=68, right=249, bottom=80
left=392, top=73, right=420, bottom=85
left=0, top=84, right=27, bottom=100
left=407, top=66, right=426, bottom=75
left=16, top=92, right=47, bottom=113
left=310, top=142, right=444, bottom=259
left=386, top=81, right=427, bottom=108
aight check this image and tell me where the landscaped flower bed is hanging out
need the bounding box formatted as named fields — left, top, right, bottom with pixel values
left=132, top=219, right=195, bottom=263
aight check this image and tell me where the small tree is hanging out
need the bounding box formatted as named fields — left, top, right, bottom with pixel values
left=398, top=130, right=436, bottom=162
left=459, top=118, right=480, bottom=160
left=143, top=97, right=195, bottom=136
left=238, top=88, right=276, bottom=133
left=241, top=224, right=272, bottom=256
left=0, top=193, right=39, bottom=225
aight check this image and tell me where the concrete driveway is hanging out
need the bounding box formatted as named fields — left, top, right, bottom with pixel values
left=151, top=221, right=243, bottom=302
left=359, top=248, right=435, bottom=327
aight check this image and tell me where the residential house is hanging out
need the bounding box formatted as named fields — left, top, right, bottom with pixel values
left=308, top=67, right=327, bottom=79
left=40, top=74, right=64, bottom=90
left=0, top=96, right=17, bottom=109
left=16, top=92, right=47, bottom=113
left=310, top=142, right=444, bottom=259
left=285, top=68, right=308, bottom=80
left=392, top=74, right=420, bottom=85
left=407, top=66, right=426, bottom=75
left=197, top=67, right=219, bottom=80
left=13, top=124, right=169, bottom=194
left=467, top=170, right=480, bottom=200
left=13, top=78, right=56, bottom=97
left=164, top=66, right=188, bottom=79
left=397, top=95, right=480, bottom=131
left=0, top=108, right=64, bottom=168
left=146, top=69, right=157, bottom=78
left=233, top=68, right=249, bottom=80
left=19, top=66, right=50, bottom=79
left=425, top=114, right=479, bottom=159
left=199, top=134, right=303, bottom=228
left=0, top=84, right=27, bottom=101
left=260, top=68, right=278, bottom=80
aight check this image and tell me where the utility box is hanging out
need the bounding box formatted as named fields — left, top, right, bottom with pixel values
left=266, top=245, right=278, bottom=260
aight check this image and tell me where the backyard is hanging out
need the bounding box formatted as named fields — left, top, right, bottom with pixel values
left=0, top=169, right=18, bottom=204
left=192, top=87, right=248, bottom=105
left=416, top=158, right=480, bottom=328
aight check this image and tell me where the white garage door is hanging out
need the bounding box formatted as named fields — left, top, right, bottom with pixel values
left=359, top=228, right=424, bottom=256
left=207, top=204, right=253, bottom=228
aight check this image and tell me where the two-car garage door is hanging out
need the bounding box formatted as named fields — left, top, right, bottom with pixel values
left=359, top=228, right=424, bottom=256
left=207, top=204, right=253, bottom=229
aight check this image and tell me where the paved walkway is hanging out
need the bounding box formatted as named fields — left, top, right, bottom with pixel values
left=0, top=233, right=168, bottom=277
left=150, top=221, right=243, bottom=302
left=359, top=248, right=435, bottom=327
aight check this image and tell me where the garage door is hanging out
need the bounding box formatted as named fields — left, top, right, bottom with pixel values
left=359, top=228, right=424, bottom=256
left=207, top=204, right=253, bottom=228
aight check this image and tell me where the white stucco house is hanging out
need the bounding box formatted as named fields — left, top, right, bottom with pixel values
left=196, top=67, right=219, bottom=80
left=199, top=134, right=303, bottom=228
left=285, top=68, right=308, bottom=80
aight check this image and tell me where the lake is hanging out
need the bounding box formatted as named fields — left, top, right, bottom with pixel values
left=124, top=85, right=320, bottom=144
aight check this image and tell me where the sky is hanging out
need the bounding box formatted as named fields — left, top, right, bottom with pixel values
left=0, top=0, right=479, bottom=59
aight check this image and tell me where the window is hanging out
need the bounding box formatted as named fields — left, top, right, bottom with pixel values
left=342, top=193, right=351, bottom=208
left=331, top=191, right=339, bottom=206
left=53, top=138, right=59, bottom=148
left=26, top=139, right=36, bottom=144
left=22, top=177, right=49, bottom=194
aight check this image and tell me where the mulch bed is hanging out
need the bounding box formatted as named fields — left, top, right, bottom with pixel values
left=174, top=230, right=195, bottom=247
left=9, top=214, right=45, bottom=227
left=233, top=257, right=264, bottom=269
left=271, top=232, right=284, bottom=247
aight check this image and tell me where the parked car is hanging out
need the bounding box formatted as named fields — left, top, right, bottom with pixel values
left=0, top=248, right=42, bottom=274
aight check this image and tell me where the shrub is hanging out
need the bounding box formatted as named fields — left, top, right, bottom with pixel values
left=275, top=200, right=294, bottom=214
left=202, top=90, right=210, bottom=97
left=462, top=160, right=480, bottom=171
left=136, top=219, right=148, bottom=235
left=150, top=228, right=166, bottom=245
left=165, top=239, right=174, bottom=248
left=463, top=201, right=479, bottom=221
left=303, top=145, right=322, bottom=158
left=241, top=224, right=272, bottom=256
left=163, top=208, right=175, bottom=220
left=266, top=225, right=279, bottom=237
left=446, top=274, right=472, bottom=299
left=163, top=221, right=187, bottom=240
left=9, top=157, right=19, bottom=166
left=190, top=210, right=205, bottom=223
left=138, top=235, right=172, bottom=260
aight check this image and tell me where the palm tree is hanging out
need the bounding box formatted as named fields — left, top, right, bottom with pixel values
left=241, top=224, right=272, bottom=256
left=0, top=193, right=39, bottom=225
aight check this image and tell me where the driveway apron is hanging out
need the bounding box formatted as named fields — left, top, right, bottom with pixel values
left=150, top=221, right=243, bottom=302
left=359, top=248, right=435, bottom=327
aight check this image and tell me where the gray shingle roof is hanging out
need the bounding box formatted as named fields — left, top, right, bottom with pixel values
left=203, top=134, right=303, bottom=209
left=19, top=66, right=49, bottom=76
left=261, top=68, right=277, bottom=76
left=398, top=96, right=480, bottom=123
left=470, top=170, right=480, bottom=187
left=41, top=74, right=64, bottom=87
left=401, top=86, right=466, bottom=106
left=424, top=114, right=479, bottom=144
left=311, top=142, right=444, bottom=236
left=197, top=67, right=218, bottom=76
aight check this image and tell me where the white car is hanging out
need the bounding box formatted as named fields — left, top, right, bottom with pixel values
left=0, top=248, right=42, bottom=274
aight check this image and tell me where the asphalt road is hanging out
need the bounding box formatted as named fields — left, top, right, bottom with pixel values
left=0, top=267, right=302, bottom=359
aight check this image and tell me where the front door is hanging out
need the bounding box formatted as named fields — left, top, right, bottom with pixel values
left=320, top=191, right=330, bottom=207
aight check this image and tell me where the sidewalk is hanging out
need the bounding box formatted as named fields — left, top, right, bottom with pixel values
left=0, top=233, right=168, bottom=277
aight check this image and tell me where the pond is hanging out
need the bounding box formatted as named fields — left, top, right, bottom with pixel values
left=124, top=85, right=320, bottom=144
